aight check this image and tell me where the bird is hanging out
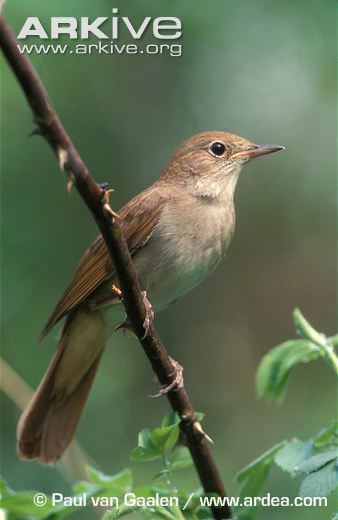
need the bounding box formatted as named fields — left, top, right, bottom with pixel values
left=17, top=131, right=284, bottom=464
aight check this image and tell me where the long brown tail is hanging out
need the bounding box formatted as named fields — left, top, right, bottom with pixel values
left=17, top=308, right=107, bottom=464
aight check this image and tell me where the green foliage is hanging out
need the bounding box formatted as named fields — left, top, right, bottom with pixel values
left=256, top=309, right=338, bottom=403
left=234, top=423, right=338, bottom=519
left=1, top=468, right=135, bottom=519
left=235, top=443, right=286, bottom=519
left=1, top=310, right=336, bottom=520
left=256, top=339, right=320, bottom=402
left=275, top=422, right=338, bottom=497
left=314, top=421, right=338, bottom=450
left=130, top=412, right=180, bottom=462
left=0, top=413, right=211, bottom=520
left=274, top=440, right=313, bottom=476
left=0, top=478, right=57, bottom=519
left=240, top=310, right=338, bottom=519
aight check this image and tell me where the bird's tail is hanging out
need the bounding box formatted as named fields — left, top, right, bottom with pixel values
left=17, top=307, right=107, bottom=464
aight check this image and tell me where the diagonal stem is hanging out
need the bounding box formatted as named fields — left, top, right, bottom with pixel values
left=293, top=309, right=338, bottom=376
left=0, top=14, right=231, bottom=520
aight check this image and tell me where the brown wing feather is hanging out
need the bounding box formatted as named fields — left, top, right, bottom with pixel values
left=40, top=183, right=169, bottom=339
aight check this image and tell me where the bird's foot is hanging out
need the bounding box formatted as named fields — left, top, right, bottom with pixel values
left=150, top=357, right=184, bottom=397
left=113, top=290, right=153, bottom=339
left=141, top=291, right=154, bottom=339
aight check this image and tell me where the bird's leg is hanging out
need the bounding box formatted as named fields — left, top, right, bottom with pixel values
left=150, top=357, right=184, bottom=397
left=109, top=284, right=133, bottom=336
left=110, top=285, right=154, bottom=336
left=110, top=287, right=153, bottom=339
left=86, top=284, right=133, bottom=336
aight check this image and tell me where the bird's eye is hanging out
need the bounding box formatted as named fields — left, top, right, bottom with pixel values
left=210, top=142, right=226, bottom=157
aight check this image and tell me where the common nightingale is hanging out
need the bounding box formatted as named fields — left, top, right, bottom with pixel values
left=17, top=131, right=284, bottom=463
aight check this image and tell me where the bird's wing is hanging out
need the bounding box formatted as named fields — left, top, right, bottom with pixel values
left=40, top=184, right=169, bottom=339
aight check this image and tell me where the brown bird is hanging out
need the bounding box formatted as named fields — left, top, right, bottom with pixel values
left=17, top=131, right=284, bottom=464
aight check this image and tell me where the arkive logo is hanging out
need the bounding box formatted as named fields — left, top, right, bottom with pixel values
left=17, top=8, right=183, bottom=58
left=17, top=8, right=182, bottom=41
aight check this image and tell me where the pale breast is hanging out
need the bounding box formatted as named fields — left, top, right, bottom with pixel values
left=134, top=197, right=235, bottom=311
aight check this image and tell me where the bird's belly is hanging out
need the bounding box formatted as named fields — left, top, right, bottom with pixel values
left=99, top=199, right=234, bottom=320
left=134, top=228, right=225, bottom=312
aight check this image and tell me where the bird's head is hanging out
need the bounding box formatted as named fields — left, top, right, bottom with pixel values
left=161, top=131, right=285, bottom=199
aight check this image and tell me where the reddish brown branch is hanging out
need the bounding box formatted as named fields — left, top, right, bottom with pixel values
left=0, top=14, right=231, bottom=520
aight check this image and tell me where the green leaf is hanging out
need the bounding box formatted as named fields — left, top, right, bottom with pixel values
left=296, top=449, right=337, bottom=474
left=153, top=426, right=179, bottom=452
left=274, top=440, right=313, bottom=476
left=130, top=445, right=162, bottom=462
left=130, top=422, right=180, bottom=462
left=299, top=460, right=338, bottom=497
left=130, top=428, right=163, bottom=462
left=195, top=412, right=205, bottom=422
left=131, top=485, right=156, bottom=498
left=168, top=447, right=193, bottom=471
left=150, top=485, right=175, bottom=496
left=139, top=428, right=156, bottom=448
left=161, top=411, right=204, bottom=428
left=237, top=442, right=286, bottom=484
left=0, top=478, right=78, bottom=519
left=161, top=412, right=180, bottom=428
left=194, top=507, right=214, bottom=519
left=256, top=339, right=320, bottom=402
left=72, top=480, right=99, bottom=496
left=86, top=467, right=133, bottom=493
left=103, top=504, right=140, bottom=519
left=314, top=421, right=338, bottom=450
left=236, top=442, right=286, bottom=514
left=330, top=335, right=338, bottom=347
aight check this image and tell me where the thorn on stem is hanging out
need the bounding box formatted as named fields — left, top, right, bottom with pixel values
left=57, top=148, right=68, bottom=171
left=28, top=126, right=41, bottom=138
left=102, top=189, right=120, bottom=219
left=66, top=173, right=75, bottom=194
left=57, top=147, right=75, bottom=193
left=193, top=421, right=214, bottom=444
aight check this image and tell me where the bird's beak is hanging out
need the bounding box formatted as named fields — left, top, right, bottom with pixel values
left=247, top=144, right=285, bottom=158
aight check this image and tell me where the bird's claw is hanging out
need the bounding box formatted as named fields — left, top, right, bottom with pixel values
left=150, top=357, right=184, bottom=398
left=141, top=291, right=154, bottom=339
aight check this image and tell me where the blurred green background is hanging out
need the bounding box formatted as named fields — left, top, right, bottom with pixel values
left=1, top=0, right=336, bottom=519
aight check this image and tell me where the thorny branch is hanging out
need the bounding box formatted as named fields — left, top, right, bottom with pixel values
left=0, top=14, right=231, bottom=520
